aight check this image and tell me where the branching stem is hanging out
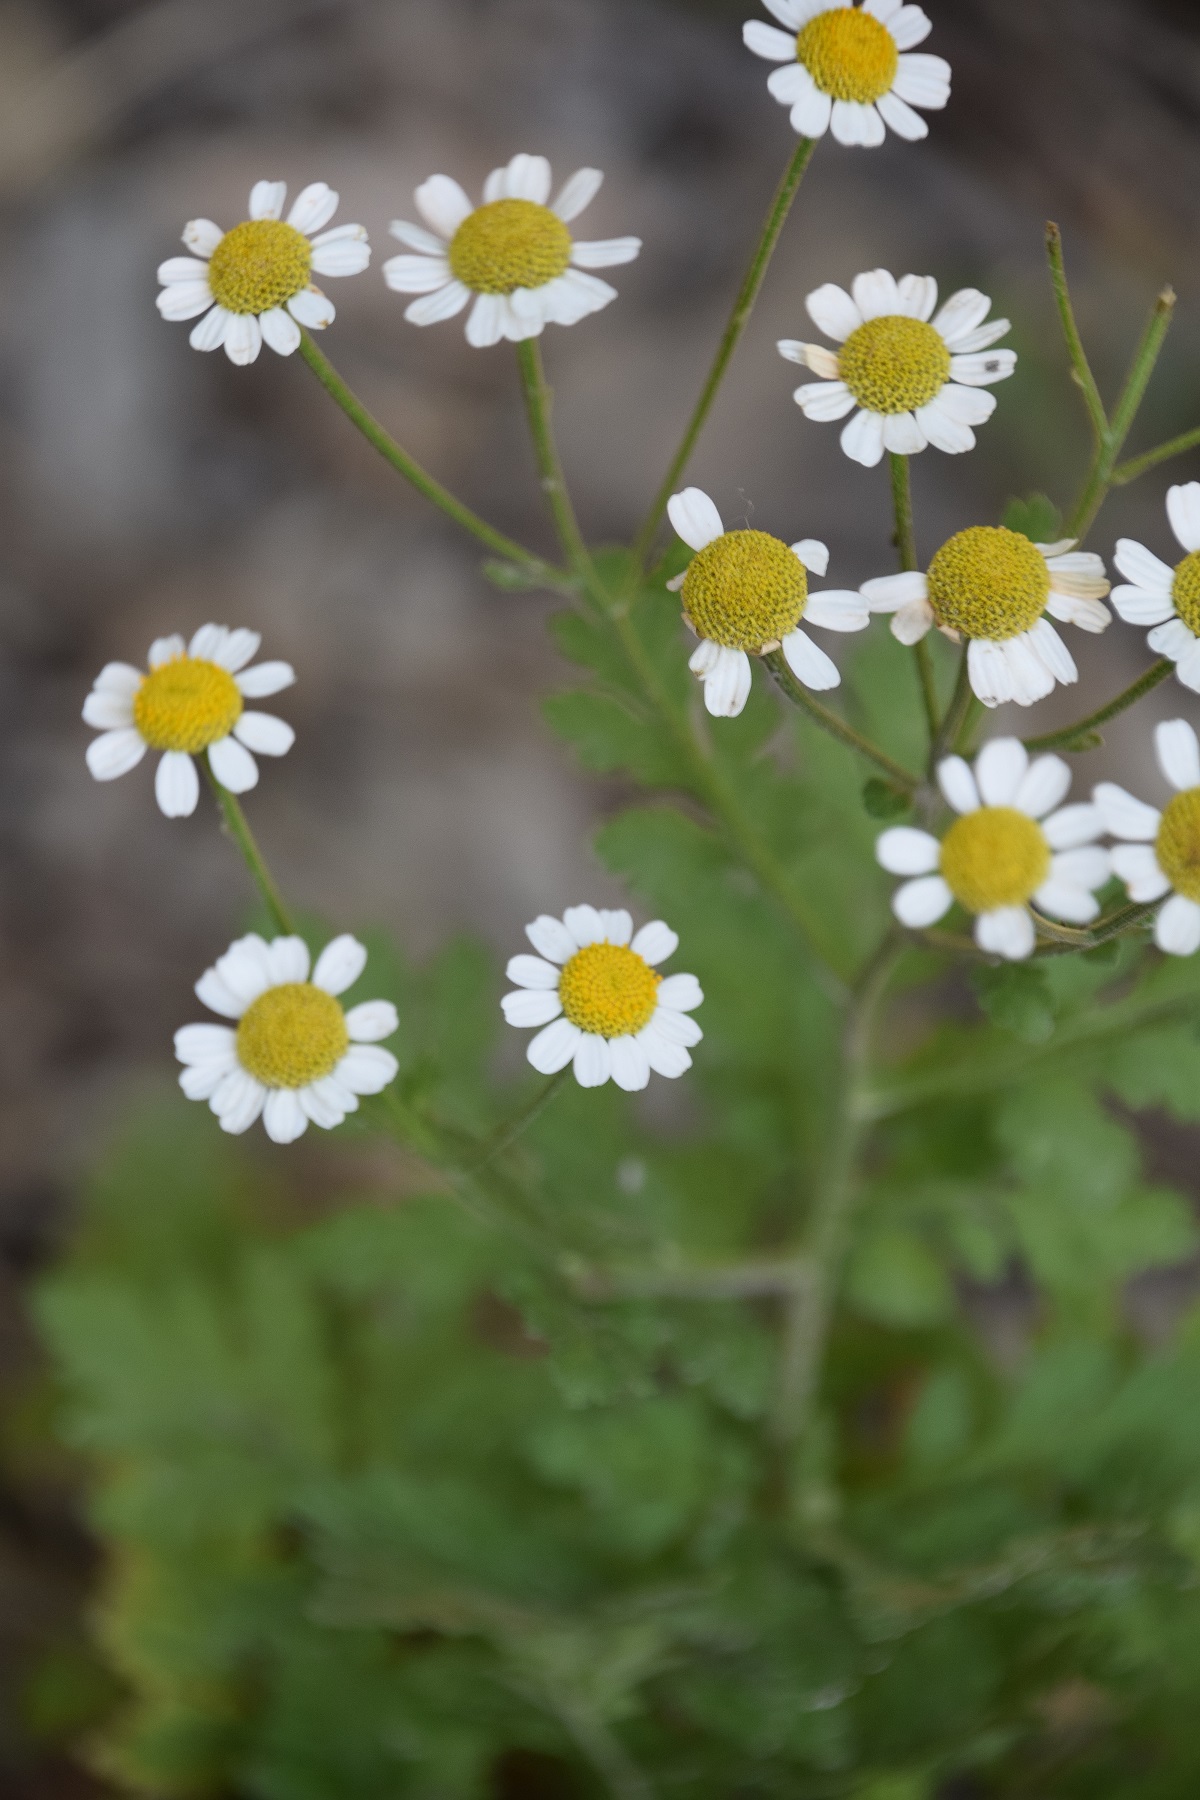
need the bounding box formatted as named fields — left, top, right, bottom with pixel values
left=1024, top=658, right=1173, bottom=752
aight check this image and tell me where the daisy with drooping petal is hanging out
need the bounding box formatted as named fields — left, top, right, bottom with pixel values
left=779, top=270, right=1014, bottom=467
left=877, top=738, right=1109, bottom=960
left=156, top=180, right=370, bottom=366
left=862, top=527, right=1110, bottom=708
left=743, top=0, right=950, bottom=147
left=1111, top=484, right=1200, bottom=693
left=502, top=907, right=703, bottom=1091
left=84, top=626, right=295, bottom=818
left=383, top=154, right=640, bottom=349
left=1095, top=719, right=1200, bottom=957
left=666, top=487, right=868, bottom=717
left=176, top=933, right=399, bottom=1143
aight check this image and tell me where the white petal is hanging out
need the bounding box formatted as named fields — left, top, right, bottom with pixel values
left=658, top=973, right=703, bottom=1012
left=415, top=175, right=473, bottom=239
left=931, top=288, right=990, bottom=347
left=502, top=989, right=564, bottom=1028
left=499, top=154, right=552, bottom=204
left=92, top=660, right=142, bottom=696
left=207, top=735, right=257, bottom=794
left=975, top=737, right=1028, bottom=806
left=1033, top=880, right=1099, bottom=926
left=1156, top=718, right=1200, bottom=791
left=1110, top=844, right=1171, bottom=902
left=383, top=253, right=453, bottom=294
left=336, top=1045, right=399, bottom=1095
left=768, top=61, right=814, bottom=103
left=949, top=349, right=1016, bottom=387
left=864, top=0, right=902, bottom=16
left=876, top=827, right=940, bottom=875
left=937, top=755, right=980, bottom=815
left=915, top=393, right=975, bottom=455
left=313, top=935, right=368, bottom=996
left=889, top=4, right=932, bottom=49
left=180, top=1059, right=236, bottom=1101
left=1049, top=845, right=1111, bottom=891
left=805, top=283, right=863, bottom=343
left=571, top=237, right=641, bottom=269
left=536, top=268, right=616, bottom=325
left=257, top=305, right=301, bottom=357
left=236, top=661, right=294, bottom=698
left=405, top=282, right=472, bottom=326
left=528, top=1017, right=582, bottom=1074
left=1110, top=585, right=1176, bottom=626
left=862, top=571, right=928, bottom=611
left=233, top=712, right=294, bottom=756
left=744, top=19, right=799, bottom=59
left=249, top=180, right=286, bottom=221
left=264, top=936, right=310, bottom=984
left=840, top=408, right=886, bottom=466
left=968, top=637, right=1024, bottom=710
left=287, top=181, right=338, bottom=236
left=552, top=168, right=603, bottom=222
left=214, top=627, right=264, bottom=672
left=1044, top=550, right=1110, bottom=599
left=892, top=598, right=935, bottom=645
left=1093, top=783, right=1161, bottom=842
left=223, top=313, right=262, bottom=366
left=975, top=907, right=1035, bottom=961
left=882, top=411, right=928, bottom=455
left=158, top=256, right=212, bottom=285
left=1168, top=483, right=1200, bottom=556
left=893, top=52, right=952, bottom=108
left=189, top=305, right=231, bottom=352
left=668, top=487, right=724, bottom=552
left=650, top=1006, right=703, bottom=1048
left=525, top=915, right=577, bottom=964
left=1042, top=803, right=1103, bottom=850
left=851, top=269, right=900, bottom=320
left=343, top=1000, right=398, bottom=1043
left=309, top=1075, right=358, bottom=1119
left=465, top=293, right=506, bottom=348
left=563, top=905, right=607, bottom=948
left=949, top=317, right=1012, bottom=354
left=1045, top=593, right=1112, bottom=633
left=83, top=688, right=135, bottom=729
left=286, top=287, right=335, bottom=329
left=214, top=935, right=273, bottom=1007
left=388, top=219, right=445, bottom=253
left=831, top=100, right=886, bottom=147
left=175, top=1023, right=238, bottom=1065
left=1113, top=538, right=1175, bottom=593
left=631, top=921, right=678, bottom=965
left=263, top=1088, right=308, bottom=1144
left=211, top=1069, right=266, bottom=1135
left=782, top=629, right=839, bottom=691
left=778, top=340, right=841, bottom=377
left=795, top=380, right=857, bottom=422
left=930, top=383, right=996, bottom=426
left=793, top=537, right=829, bottom=576
left=702, top=646, right=754, bottom=717
left=897, top=276, right=937, bottom=321
left=155, top=751, right=199, bottom=817
left=1148, top=618, right=1197, bottom=662
left=182, top=219, right=223, bottom=258
left=157, top=281, right=216, bottom=322
left=790, top=83, right=834, bottom=138
left=803, top=590, right=869, bottom=632
left=599, top=909, right=633, bottom=946
left=299, top=1083, right=347, bottom=1131
left=1015, top=754, right=1071, bottom=819
left=1027, top=619, right=1078, bottom=688
left=689, top=639, right=722, bottom=675
left=638, top=1021, right=692, bottom=1080
left=573, top=1033, right=612, bottom=1089
left=148, top=634, right=185, bottom=668
left=892, top=875, right=954, bottom=928
left=1156, top=894, right=1200, bottom=958
left=609, top=1036, right=651, bottom=1093
left=194, top=968, right=246, bottom=1019
left=506, top=954, right=561, bottom=990
left=188, top=623, right=230, bottom=662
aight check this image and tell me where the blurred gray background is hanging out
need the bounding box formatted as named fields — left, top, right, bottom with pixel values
left=3, top=0, right=1200, bottom=1789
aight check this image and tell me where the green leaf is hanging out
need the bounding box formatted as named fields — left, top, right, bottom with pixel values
left=862, top=778, right=912, bottom=821
left=972, top=962, right=1057, bottom=1043
left=847, top=1228, right=955, bottom=1328
left=1002, top=493, right=1063, bottom=543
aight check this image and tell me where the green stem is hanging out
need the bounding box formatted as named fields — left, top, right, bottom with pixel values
left=631, top=137, right=817, bottom=567
left=772, top=932, right=900, bottom=1446
left=575, top=1257, right=812, bottom=1302
left=297, top=331, right=566, bottom=585
left=889, top=453, right=938, bottom=740
left=468, top=1070, right=571, bottom=1174
left=1028, top=901, right=1157, bottom=950
left=1113, top=424, right=1200, bottom=488
left=1063, top=284, right=1176, bottom=543
left=1023, top=658, right=1174, bottom=752
left=1045, top=222, right=1108, bottom=445
left=515, top=338, right=592, bottom=578
left=207, top=773, right=295, bottom=936
left=764, top=650, right=918, bottom=790
left=929, top=648, right=973, bottom=773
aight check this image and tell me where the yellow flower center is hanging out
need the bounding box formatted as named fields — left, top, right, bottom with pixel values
left=1172, top=551, right=1200, bottom=636
left=796, top=5, right=899, bottom=103
left=926, top=527, right=1051, bottom=643
left=206, top=219, right=313, bottom=316
left=236, top=982, right=349, bottom=1089
left=838, top=316, right=951, bottom=415
left=681, top=530, right=808, bottom=653
left=939, top=806, right=1050, bottom=915
left=557, top=943, right=661, bottom=1039
left=448, top=200, right=573, bottom=296
left=133, top=657, right=243, bottom=753
left=1155, top=789, right=1200, bottom=903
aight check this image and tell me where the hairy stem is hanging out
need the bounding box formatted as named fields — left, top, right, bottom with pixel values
left=889, top=453, right=938, bottom=739
left=1023, top=658, right=1173, bottom=752
left=929, top=647, right=973, bottom=774
left=1045, top=221, right=1108, bottom=445
left=1063, top=283, right=1176, bottom=543
left=516, top=338, right=592, bottom=578
left=207, top=773, right=295, bottom=936
left=297, top=331, right=566, bottom=584
left=764, top=650, right=919, bottom=790
left=631, top=136, right=817, bottom=566
left=1113, top=424, right=1200, bottom=488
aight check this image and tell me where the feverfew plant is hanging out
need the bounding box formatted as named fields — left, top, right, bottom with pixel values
left=40, top=9, right=1200, bottom=1800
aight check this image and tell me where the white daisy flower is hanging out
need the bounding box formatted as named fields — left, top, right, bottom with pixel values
left=1095, top=718, right=1200, bottom=957
left=665, top=487, right=868, bottom=718
left=862, top=527, right=1111, bottom=708
left=1111, top=483, right=1200, bottom=693
left=779, top=270, right=1015, bottom=467
left=176, top=933, right=399, bottom=1144
left=156, top=180, right=370, bottom=366
left=743, top=0, right=950, bottom=147
left=382, top=153, right=640, bottom=348
left=502, top=907, right=703, bottom=1092
left=83, top=625, right=295, bottom=819
left=877, top=738, right=1109, bottom=960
